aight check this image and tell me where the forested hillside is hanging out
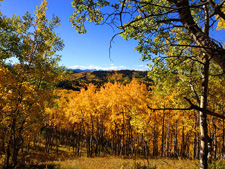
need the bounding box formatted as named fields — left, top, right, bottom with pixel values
left=57, top=70, right=153, bottom=90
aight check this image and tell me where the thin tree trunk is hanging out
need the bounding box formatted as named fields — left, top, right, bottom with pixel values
left=199, top=3, right=210, bottom=168
left=173, top=120, right=178, bottom=157
left=161, top=109, right=165, bottom=157
left=222, top=103, right=225, bottom=158
left=6, top=138, right=11, bottom=169
left=153, top=113, right=158, bottom=156
left=199, top=54, right=209, bottom=169
left=193, top=111, right=197, bottom=159
left=196, top=111, right=200, bottom=159
left=166, top=111, right=170, bottom=157
left=181, top=119, right=185, bottom=157
left=212, top=117, right=217, bottom=159
left=186, top=133, right=190, bottom=158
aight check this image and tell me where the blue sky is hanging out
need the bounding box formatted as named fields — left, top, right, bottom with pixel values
left=0, top=0, right=150, bottom=71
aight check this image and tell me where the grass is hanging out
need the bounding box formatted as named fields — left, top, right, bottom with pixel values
left=3, top=142, right=220, bottom=169
left=36, top=157, right=199, bottom=169
left=13, top=144, right=199, bottom=169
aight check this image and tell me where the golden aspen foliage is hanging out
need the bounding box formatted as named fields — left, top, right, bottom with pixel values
left=0, top=0, right=64, bottom=167
left=216, top=5, right=225, bottom=30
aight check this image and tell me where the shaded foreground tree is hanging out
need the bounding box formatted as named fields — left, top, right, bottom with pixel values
left=0, top=0, right=64, bottom=168
left=70, top=1, right=225, bottom=168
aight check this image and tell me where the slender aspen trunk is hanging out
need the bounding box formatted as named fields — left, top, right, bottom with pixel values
left=199, top=4, right=210, bottom=168
left=212, top=117, right=217, bottom=159
left=166, top=111, right=170, bottom=157
left=90, top=115, right=94, bottom=157
left=222, top=104, right=225, bottom=158
left=186, top=133, right=190, bottom=157
left=199, top=54, right=209, bottom=169
left=208, top=120, right=212, bottom=160
left=196, top=111, right=200, bottom=159
left=173, top=120, right=178, bottom=157
left=153, top=113, right=158, bottom=156
left=95, top=117, right=99, bottom=155
left=1, top=128, right=5, bottom=154
left=56, top=127, right=59, bottom=156
left=161, top=110, right=165, bottom=157
left=122, top=112, right=125, bottom=155
left=170, top=131, right=173, bottom=156
left=6, top=139, right=11, bottom=169
left=193, top=111, right=197, bottom=159
left=181, top=121, right=185, bottom=157
left=144, top=139, right=149, bottom=158
left=100, top=118, right=104, bottom=153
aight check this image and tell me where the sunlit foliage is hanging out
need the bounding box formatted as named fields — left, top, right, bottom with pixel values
left=0, top=0, right=64, bottom=168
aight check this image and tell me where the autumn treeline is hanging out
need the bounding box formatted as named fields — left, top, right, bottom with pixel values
left=1, top=74, right=225, bottom=168
left=43, top=79, right=225, bottom=159
left=0, top=1, right=64, bottom=168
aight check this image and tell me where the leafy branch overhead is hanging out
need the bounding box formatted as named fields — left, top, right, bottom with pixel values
left=70, top=0, right=225, bottom=71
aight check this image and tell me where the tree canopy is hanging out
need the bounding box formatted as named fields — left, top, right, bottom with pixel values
left=70, top=0, right=225, bottom=71
left=70, top=1, right=225, bottom=168
left=0, top=0, right=64, bottom=167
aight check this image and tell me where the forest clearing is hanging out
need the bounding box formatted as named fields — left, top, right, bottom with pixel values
left=29, top=157, right=200, bottom=169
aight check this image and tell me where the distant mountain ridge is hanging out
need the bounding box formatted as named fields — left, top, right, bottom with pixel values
left=66, top=68, right=145, bottom=73
left=67, top=69, right=99, bottom=73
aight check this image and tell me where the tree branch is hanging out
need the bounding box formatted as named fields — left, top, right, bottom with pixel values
left=208, top=0, right=225, bottom=20
left=147, top=97, right=225, bottom=119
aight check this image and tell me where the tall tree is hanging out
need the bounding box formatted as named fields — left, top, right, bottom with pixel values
left=70, top=1, right=225, bottom=168
left=0, top=0, right=64, bottom=168
left=70, top=0, right=225, bottom=71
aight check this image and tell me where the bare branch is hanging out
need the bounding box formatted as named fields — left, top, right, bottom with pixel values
left=208, top=0, right=225, bottom=20
left=109, top=32, right=122, bottom=62
left=147, top=97, right=225, bottom=119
